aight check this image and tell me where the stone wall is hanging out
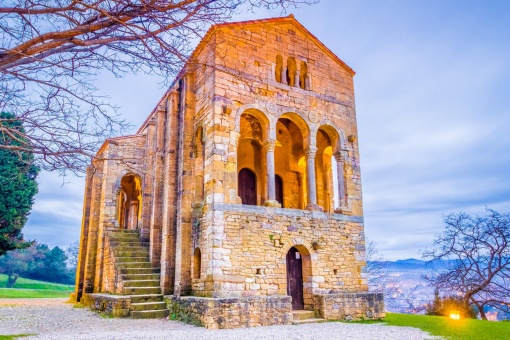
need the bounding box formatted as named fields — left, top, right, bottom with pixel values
left=193, top=204, right=367, bottom=307
left=82, top=293, right=131, bottom=317
left=167, top=295, right=292, bottom=329
left=313, top=292, right=385, bottom=320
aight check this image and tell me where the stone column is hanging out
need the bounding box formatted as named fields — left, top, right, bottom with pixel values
left=305, top=146, right=322, bottom=211
left=281, top=67, right=288, bottom=85
left=334, top=152, right=346, bottom=213
left=263, top=139, right=280, bottom=207
left=295, top=70, right=300, bottom=88
left=129, top=201, right=139, bottom=230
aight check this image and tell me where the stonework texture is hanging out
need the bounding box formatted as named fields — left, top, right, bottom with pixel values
left=167, top=295, right=293, bottom=329
left=73, top=15, right=384, bottom=326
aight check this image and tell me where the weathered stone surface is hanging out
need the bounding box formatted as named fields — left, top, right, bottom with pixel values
left=74, top=15, right=381, bottom=327
left=167, top=295, right=293, bottom=329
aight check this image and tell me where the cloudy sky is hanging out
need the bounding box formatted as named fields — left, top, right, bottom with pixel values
left=23, top=0, right=510, bottom=260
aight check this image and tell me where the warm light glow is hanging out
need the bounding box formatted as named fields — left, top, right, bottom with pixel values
left=449, top=311, right=461, bottom=320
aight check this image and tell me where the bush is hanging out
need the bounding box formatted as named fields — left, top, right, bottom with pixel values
left=426, top=289, right=478, bottom=319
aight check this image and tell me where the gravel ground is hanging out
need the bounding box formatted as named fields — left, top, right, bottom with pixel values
left=0, top=298, right=441, bottom=340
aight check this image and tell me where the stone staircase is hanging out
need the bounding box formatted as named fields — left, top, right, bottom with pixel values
left=291, top=310, right=326, bottom=325
left=109, top=229, right=169, bottom=318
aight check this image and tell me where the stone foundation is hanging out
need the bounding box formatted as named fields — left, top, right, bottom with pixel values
left=166, top=295, right=293, bottom=329
left=313, top=292, right=385, bottom=321
left=81, top=293, right=131, bottom=317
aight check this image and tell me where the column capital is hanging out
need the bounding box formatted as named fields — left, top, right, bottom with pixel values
left=333, top=151, right=345, bottom=163
left=305, top=146, right=318, bottom=158
left=263, top=139, right=277, bottom=152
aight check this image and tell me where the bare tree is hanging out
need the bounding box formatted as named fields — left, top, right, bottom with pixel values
left=0, top=0, right=317, bottom=175
left=366, top=238, right=428, bottom=313
left=423, top=209, right=510, bottom=320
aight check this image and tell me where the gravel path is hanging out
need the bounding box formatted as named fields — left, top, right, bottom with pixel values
left=0, top=298, right=441, bottom=340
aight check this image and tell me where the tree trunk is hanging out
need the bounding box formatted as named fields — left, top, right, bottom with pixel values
left=7, top=273, right=19, bottom=287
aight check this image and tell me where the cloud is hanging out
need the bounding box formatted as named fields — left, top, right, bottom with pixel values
left=20, top=0, right=510, bottom=261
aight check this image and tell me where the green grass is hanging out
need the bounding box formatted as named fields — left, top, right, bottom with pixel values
left=0, top=274, right=73, bottom=298
left=0, top=335, right=32, bottom=340
left=385, top=312, right=510, bottom=340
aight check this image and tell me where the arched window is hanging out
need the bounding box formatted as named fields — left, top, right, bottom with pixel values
left=275, top=114, right=309, bottom=210
left=238, top=168, right=257, bottom=205
left=300, top=61, right=308, bottom=90
left=275, top=55, right=283, bottom=83
left=287, top=57, right=297, bottom=87
left=193, top=248, right=201, bottom=279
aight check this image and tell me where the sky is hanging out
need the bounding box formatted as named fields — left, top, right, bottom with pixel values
left=23, top=0, right=510, bottom=260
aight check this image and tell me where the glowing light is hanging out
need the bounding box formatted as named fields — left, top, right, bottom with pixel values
left=449, top=311, right=461, bottom=320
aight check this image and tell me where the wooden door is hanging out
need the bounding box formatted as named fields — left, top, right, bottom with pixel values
left=286, top=247, right=304, bottom=309
left=238, top=168, right=257, bottom=205
left=275, top=175, right=283, bottom=207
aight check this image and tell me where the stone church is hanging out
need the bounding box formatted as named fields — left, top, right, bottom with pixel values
left=73, top=15, right=384, bottom=328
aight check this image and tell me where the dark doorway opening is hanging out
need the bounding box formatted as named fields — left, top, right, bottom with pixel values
left=275, top=174, right=283, bottom=207
left=286, top=246, right=304, bottom=309
left=238, top=168, right=257, bottom=205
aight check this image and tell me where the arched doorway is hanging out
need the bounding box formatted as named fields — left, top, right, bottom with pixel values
left=286, top=246, right=304, bottom=310
left=275, top=174, right=283, bottom=207
left=116, top=174, right=142, bottom=230
left=238, top=168, right=257, bottom=205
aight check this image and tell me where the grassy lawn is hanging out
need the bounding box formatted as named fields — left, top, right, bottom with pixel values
left=0, top=274, right=73, bottom=298
left=385, top=312, right=510, bottom=340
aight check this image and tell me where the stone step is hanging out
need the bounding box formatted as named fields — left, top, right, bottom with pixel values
left=107, top=228, right=139, bottom=233
left=130, top=301, right=167, bottom=311
left=114, top=250, right=149, bottom=258
left=109, top=235, right=140, bottom=243
left=123, top=280, right=160, bottom=288
left=115, top=256, right=150, bottom=263
left=119, top=267, right=160, bottom=275
left=123, top=286, right=161, bottom=295
left=130, top=309, right=169, bottom=319
left=111, top=243, right=150, bottom=249
left=108, top=232, right=140, bottom=239
left=291, top=318, right=327, bottom=325
left=292, top=310, right=316, bottom=320
left=122, top=273, right=160, bottom=281
left=129, top=294, right=164, bottom=303
left=116, top=262, right=153, bottom=269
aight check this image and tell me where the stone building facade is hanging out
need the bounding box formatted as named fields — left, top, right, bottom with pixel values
left=73, top=15, right=384, bottom=327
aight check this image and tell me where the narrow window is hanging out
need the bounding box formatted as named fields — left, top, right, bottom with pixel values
left=193, top=248, right=201, bottom=279
left=287, top=57, right=297, bottom=86
left=300, top=61, right=308, bottom=89
left=276, top=55, right=283, bottom=83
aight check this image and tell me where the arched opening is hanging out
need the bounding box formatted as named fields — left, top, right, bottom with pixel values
left=238, top=168, right=257, bottom=205
left=299, top=61, right=308, bottom=89
left=116, top=174, right=142, bottom=230
left=193, top=126, right=205, bottom=202
left=237, top=110, right=269, bottom=205
left=316, top=126, right=340, bottom=212
left=275, top=174, right=283, bottom=207
left=275, top=113, right=309, bottom=210
left=286, top=57, right=297, bottom=87
left=193, top=247, right=201, bottom=279
left=275, top=54, right=283, bottom=83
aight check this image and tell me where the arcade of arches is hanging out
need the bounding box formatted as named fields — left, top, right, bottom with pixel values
left=237, top=110, right=347, bottom=212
